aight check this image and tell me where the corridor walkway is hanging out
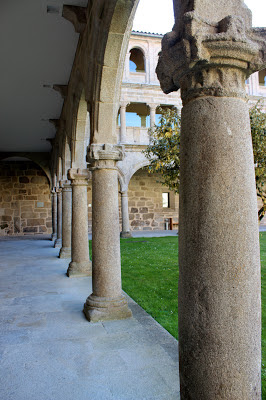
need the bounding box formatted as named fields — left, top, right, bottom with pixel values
left=0, top=239, right=180, bottom=400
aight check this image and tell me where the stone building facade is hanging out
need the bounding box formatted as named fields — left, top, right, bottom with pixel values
left=0, top=161, right=52, bottom=236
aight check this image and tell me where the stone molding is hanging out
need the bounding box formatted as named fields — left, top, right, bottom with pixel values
left=55, top=187, right=62, bottom=194
left=87, top=144, right=125, bottom=170
left=156, top=7, right=266, bottom=104
left=59, top=180, right=72, bottom=191
left=67, top=168, right=91, bottom=186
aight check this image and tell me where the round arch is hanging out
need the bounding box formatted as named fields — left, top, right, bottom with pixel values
left=0, top=153, right=52, bottom=187
left=91, top=0, right=140, bottom=145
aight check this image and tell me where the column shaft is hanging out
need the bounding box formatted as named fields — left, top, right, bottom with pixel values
left=51, top=190, right=57, bottom=241
left=120, top=191, right=132, bottom=238
left=150, top=106, right=156, bottom=128
left=54, top=189, right=62, bottom=248
left=178, top=97, right=261, bottom=399
left=67, top=169, right=91, bottom=277
left=120, top=105, right=127, bottom=143
left=59, top=183, right=72, bottom=258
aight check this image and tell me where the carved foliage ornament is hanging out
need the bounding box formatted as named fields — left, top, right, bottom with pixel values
left=156, top=0, right=266, bottom=104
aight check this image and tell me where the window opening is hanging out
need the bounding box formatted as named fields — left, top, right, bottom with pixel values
left=162, top=192, right=170, bottom=208
left=129, top=48, right=145, bottom=72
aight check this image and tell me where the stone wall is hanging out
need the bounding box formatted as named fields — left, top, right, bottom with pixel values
left=125, top=168, right=179, bottom=231
left=0, top=161, right=52, bottom=236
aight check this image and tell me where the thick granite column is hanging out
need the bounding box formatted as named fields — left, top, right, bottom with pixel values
left=156, top=3, right=265, bottom=399
left=84, top=144, right=132, bottom=322
left=59, top=180, right=72, bottom=259
left=120, top=103, right=127, bottom=143
left=54, top=187, right=62, bottom=248
left=67, top=169, right=91, bottom=277
left=51, top=188, right=57, bottom=241
left=120, top=190, right=132, bottom=238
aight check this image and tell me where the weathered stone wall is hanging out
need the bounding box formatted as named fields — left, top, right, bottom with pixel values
left=0, top=161, right=52, bottom=236
left=126, top=168, right=179, bottom=231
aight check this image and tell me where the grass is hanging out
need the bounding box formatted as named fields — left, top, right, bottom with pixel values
left=120, top=233, right=266, bottom=396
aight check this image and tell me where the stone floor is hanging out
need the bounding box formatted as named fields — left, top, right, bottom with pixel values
left=0, top=239, right=180, bottom=400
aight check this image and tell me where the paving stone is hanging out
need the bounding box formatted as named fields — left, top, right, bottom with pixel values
left=0, top=239, right=180, bottom=399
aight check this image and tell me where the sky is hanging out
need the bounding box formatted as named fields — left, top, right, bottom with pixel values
left=133, top=0, right=266, bottom=34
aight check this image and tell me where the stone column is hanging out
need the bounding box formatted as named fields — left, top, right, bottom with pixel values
left=59, top=180, right=72, bottom=259
left=156, top=4, right=265, bottom=399
left=120, top=190, right=132, bottom=238
left=84, top=144, right=132, bottom=322
left=51, top=188, right=57, bottom=241
left=54, top=187, right=62, bottom=248
left=67, top=168, right=91, bottom=277
left=124, top=52, right=130, bottom=81
left=149, top=103, right=157, bottom=128
left=120, top=103, right=127, bottom=143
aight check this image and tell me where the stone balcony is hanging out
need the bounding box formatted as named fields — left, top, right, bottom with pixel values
left=117, top=126, right=150, bottom=145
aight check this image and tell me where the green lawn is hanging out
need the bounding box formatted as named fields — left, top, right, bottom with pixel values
left=120, top=233, right=266, bottom=396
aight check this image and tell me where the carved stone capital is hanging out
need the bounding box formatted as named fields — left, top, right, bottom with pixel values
left=68, top=168, right=91, bottom=186
left=156, top=2, right=266, bottom=104
left=59, top=180, right=72, bottom=191
left=55, top=187, right=62, bottom=194
left=87, top=144, right=125, bottom=170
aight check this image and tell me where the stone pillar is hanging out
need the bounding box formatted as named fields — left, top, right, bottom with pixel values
left=120, top=103, right=127, bottom=143
left=59, top=180, right=72, bottom=259
left=149, top=103, right=157, bottom=128
left=84, top=144, right=132, bottom=322
left=124, top=52, right=130, bottom=81
left=54, top=187, right=62, bottom=248
left=51, top=188, right=57, bottom=241
left=156, top=4, right=265, bottom=399
left=67, top=168, right=91, bottom=277
left=120, top=190, right=132, bottom=238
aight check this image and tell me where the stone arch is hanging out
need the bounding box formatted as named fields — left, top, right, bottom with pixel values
left=57, top=156, right=63, bottom=183
left=92, top=0, right=140, bottom=145
left=71, top=87, right=90, bottom=169
left=62, top=136, right=71, bottom=179
left=0, top=157, right=52, bottom=236
left=0, top=153, right=52, bottom=187
left=126, top=159, right=150, bottom=187
left=117, top=168, right=126, bottom=192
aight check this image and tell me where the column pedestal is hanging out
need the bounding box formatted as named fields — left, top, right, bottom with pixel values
left=59, top=181, right=72, bottom=259
left=67, top=169, right=91, bottom=277
left=120, top=190, right=132, bottom=238
left=54, top=187, right=62, bottom=248
left=84, top=144, right=132, bottom=322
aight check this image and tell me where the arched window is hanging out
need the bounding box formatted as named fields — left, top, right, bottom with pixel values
left=259, top=68, right=266, bottom=86
left=129, top=48, right=145, bottom=73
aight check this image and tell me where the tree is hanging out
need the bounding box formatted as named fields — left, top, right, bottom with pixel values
left=250, top=102, right=266, bottom=221
left=144, top=103, right=266, bottom=221
left=144, top=107, right=181, bottom=193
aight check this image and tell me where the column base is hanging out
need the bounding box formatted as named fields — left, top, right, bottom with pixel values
left=120, top=231, right=132, bottom=238
left=83, top=293, right=132, bottom=322
left=67, top=260, right=92, bottom=277
left=59, top=247, right=71, bottom=259
left=51, top=233, right=57, bottom=241
left=54, top=238, right=62, bottom=248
